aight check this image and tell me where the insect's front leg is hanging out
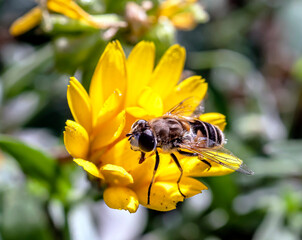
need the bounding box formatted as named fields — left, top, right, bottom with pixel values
left=139, top=152, right=146, bottom=164
left=177, top=149, right=211, bottom=171
left=147, top=150, right=160, bottom=205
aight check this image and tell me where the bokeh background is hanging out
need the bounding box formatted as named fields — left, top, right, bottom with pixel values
left=1, top=0, right=302, bottom=239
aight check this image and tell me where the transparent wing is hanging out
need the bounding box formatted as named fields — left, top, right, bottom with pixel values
left=179, top=142, right=254, bottom=175
left=165, top=97, right=204, bottom=118
left=202, top=148, right=254, bottom=175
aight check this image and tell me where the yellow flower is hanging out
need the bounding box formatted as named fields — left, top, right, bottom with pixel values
left=64, top=40, right=232, bottom=213
left=158, top=0, right=209, bottom=30
left=10, top=0, right=104, bottom=36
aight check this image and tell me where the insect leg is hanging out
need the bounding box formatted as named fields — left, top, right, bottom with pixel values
left=170, top=153, right=186, bottom=199
left=147, top=150, right=160, bottom=205
left=139, top=152, right=146, bottom=164
left=200, top=159, right=211, bottom=170
left=177, top=149, right=198, bottom=157
left=177, top=149, right=211, bottom=170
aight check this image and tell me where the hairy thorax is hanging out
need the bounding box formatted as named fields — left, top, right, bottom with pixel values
left=149, top=117, right=185, bottom=152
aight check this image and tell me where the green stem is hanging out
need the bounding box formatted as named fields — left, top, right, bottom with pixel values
left=63, top=205, right=71, bottom=240
left=44, top=201, right=64, bottom=240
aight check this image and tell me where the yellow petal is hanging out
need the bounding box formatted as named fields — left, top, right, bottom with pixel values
left=181, top=155, right=235, bottom=177
left=89, top=41, right=127, bottom=120
left=178, top=177, right=207, bottom=198
left=182, top=156, right=209, bottom=176
left=64, top=120, right=89, bottom=159
left=47, top=0, right=101, bottom=28
left=154, top=155, right=203, bottom=181
left=67, top=77, right=92, bottom=133
left=126, top=41, right=155, bottom=106
left=199, top=113, right=226, bottom=131
left=103, top=187, right=139, bottom=213
left=164, top=75, right=208, bottom=112
left=137, top=87, right=164, bottom=117
left=159, top=0, right=198, bottom=17
left=149, top=45, right=185, bottom=99
left=73, top=158, right=104, bottom=179
left=175, top=149, right=238, bottom=177
left=101, top=138, right=140, bottom=171
left=126, top=107, right=149, bottom=119
left=199, top=160, right=235, bottom=176
left=171, top=12, right=196, bottom=30
left=91, top=110, right=126, bottom=150
left=136, top=177, right=206, bottom=211
left=131, top=153, right=207, bottom=211
left=124, top=111, right=143, bottom=134
left=9, top=7, right=42, bottom=36
left=131, top=153, right=172, bottom=189
left=159, top=0, right=177, bottom=17
left=159, top=0, right=190, bottom=17
left=135, top=181, right=183, bottom=211
left=100, top=164, right=134, bottom=186
left=94, top=89, right=123, bottom=133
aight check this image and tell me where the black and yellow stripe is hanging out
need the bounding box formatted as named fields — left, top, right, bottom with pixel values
left=190, top=120, right=224, bottom=148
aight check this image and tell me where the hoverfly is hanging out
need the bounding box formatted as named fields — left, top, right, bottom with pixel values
left=126, top=98, right=254, bottom=205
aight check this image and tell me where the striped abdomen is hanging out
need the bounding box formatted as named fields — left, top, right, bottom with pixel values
left=189, top=120, right=224, bottom=148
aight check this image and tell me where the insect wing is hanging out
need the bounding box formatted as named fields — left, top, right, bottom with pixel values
left=166, top=97, right=204, bottom=118
left=202, top=148, right=254, bottom=175
left=179, top=143, right=254, bottom=175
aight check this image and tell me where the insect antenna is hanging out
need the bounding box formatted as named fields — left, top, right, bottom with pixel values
left=126, top=133, right=133, bottom=141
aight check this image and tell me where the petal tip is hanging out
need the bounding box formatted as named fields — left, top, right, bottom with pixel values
left=104, top=187, right=139, bottom=213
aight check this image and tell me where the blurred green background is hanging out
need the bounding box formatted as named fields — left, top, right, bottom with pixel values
left=1, top=0, right=302, bottom=240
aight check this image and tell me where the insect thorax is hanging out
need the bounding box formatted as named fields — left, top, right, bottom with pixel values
left=150, top=117, right=184, bottom=151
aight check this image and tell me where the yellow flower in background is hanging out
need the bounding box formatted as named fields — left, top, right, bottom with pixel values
left=158, top=0, right=209, bottom=30
left=64, top=40, right=233, bottom=213
left=10, top=0, right=104, bottom=36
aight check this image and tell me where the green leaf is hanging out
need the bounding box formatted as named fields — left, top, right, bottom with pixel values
left=1, top=187, right=53, bottom=240
left=0, top=135, right=57, bottom=186
left=2, top=44, right=54, bottom=98
left=53, top=33, right=104, bottom=75
left=292, top=58, right=302, bottom=83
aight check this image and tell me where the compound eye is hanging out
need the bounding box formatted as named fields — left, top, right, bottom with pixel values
left=138, top=129, right=156, bottom=152
left=129, top=135, right=139, bottom=151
